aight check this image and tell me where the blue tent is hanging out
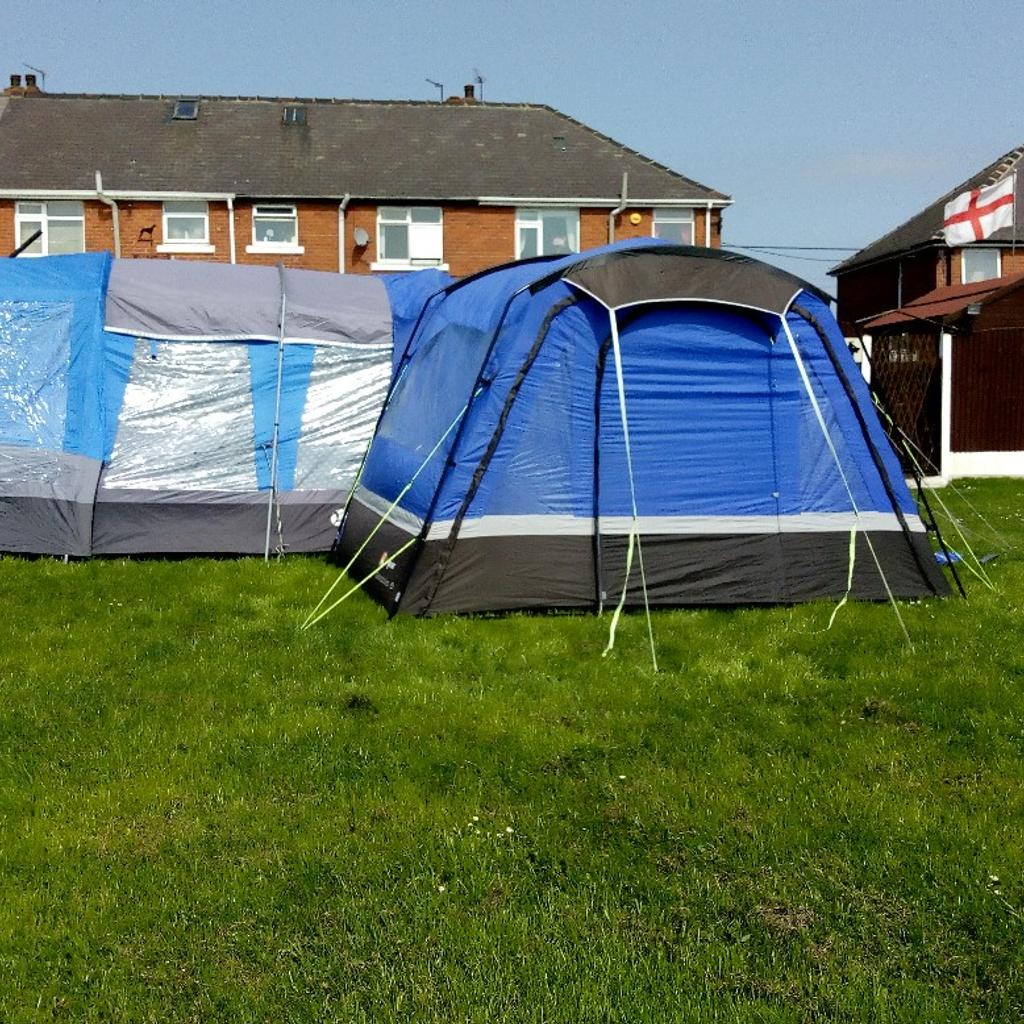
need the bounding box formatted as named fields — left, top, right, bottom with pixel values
left=0, top=253, right=437, bottom=556
left=333, top=240, right=949, bottom=615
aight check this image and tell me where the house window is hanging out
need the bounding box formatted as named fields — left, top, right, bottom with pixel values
left=250, top=205, right=300, bottom=251
left=172, top=98, right=199, bottom=120
left=962, top=247, right=1000, bottom=284
left=15, top=201, right=85, bottom=256
left=162, top=201, right=209, bottom=243
left=282, top=105, right=306, bottom=126
left=376, top=207, right=443, bottom=265
left=515, top=208, right=579, bottom=259
left=653, top=208, right=696, bottom=245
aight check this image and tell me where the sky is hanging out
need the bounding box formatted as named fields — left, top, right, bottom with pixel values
left=4, top=0, right=1024, bottom=292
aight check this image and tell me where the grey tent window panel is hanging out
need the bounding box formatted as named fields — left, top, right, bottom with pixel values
left=103, top=339, right=258, bottom=491
left=293, top=343, right=390, bottom=490
left=0, top=300, right=72, bottom=451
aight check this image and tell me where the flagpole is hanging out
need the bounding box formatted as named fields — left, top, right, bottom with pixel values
left=1013, top=167, right=1018, bottom=258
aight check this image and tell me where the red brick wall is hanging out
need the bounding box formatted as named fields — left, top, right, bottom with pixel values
left=838, top=246, right=1024, bottom=335
left=2, top=198, right=724, bottom=275
left=835, top=249, right=943, bottom=334
left=0, top=200, right=14, bottom=254
left=950, top=246, right=1024, bottom=285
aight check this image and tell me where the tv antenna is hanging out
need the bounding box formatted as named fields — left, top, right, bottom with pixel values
left=23, top=63, right=47, bottom=90
left=425, top=78, right=444, bottom=102
left=473, top=68, right=485, bottom=102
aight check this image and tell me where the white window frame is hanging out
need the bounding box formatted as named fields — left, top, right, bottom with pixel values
left=14, top=200, right=86, bottom=257
left=158, top=201, right=214, bottom=254
left=370, top=206, right=447, bottom=271
left=961, top=246, right=1001, bottom=285
left=515, top=207, right=580, bottom=259
left=653, top=208, right=696, bottom=246
left=246, top=204, right=304, bottom=254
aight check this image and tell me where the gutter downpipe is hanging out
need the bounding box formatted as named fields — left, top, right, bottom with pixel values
left=338, top=193, right=351, bottom=273
left=95, top=171, right=121, bottom=258
left=227, top=196, right=236, bottom=264
left=607, top=173, right=628, bottom=243
left=705, top=201, right=712, bottom=247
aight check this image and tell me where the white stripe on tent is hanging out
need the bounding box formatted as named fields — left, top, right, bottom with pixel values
left=352, top=487, right=925, bottom=541
left=103, top=326, right=391, bottom=349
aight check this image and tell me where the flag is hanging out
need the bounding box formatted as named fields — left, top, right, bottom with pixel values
left=943, top=175, right=1015, bottom=246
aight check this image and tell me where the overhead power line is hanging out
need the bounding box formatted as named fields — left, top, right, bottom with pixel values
left=725, top=244, right=860, bottom=251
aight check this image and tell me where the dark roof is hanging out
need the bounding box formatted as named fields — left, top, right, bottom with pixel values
left=862, top=272, right=1024, bottom=329
left=831, top=143, right=1024, bottom=275
left=0, top=93, right=729, bottom=203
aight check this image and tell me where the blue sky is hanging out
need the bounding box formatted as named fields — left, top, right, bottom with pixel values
left=4, top=0, right=1023, bottom=291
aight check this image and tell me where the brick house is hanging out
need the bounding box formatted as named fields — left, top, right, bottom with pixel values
left=0, top=75, right=730, bottom=276
left=831, top=143, right=1024, bottom=479
left=831, top=143, right=1024, bottom=335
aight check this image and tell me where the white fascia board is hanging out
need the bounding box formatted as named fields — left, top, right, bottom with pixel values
left=0, top=188, right=236, bottom=201
left=478, top=196, right=732, bottom=208
left=107, top=190, right=236, bottom=201
left=0, top=189, right=99, bottom=199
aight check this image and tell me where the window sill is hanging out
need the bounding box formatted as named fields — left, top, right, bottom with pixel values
left=157, top=243, right=216, bottom=254
left=370, top=261, right=449, bottom=273
left=246, top=244, right=305, bottom=255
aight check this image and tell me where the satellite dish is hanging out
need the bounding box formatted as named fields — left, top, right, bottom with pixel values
left=353, top=227, right=370, bottom=248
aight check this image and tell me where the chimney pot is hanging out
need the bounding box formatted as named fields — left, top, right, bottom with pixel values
left=464, top=83, right=475, bottom=101
left=10, top=74, right=21, bottom=88
left=24, top=74, right=36, bottom=88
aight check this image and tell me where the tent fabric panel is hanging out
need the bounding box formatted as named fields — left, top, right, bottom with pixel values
left=101, top=339, right=258, bottom=492
left=105, top=259, right=281, bottom=342
left=280, top=267, right=392, bottom=346
left=777, top=310, right=904, bottom=517
left=400, top=529, right=945, bottom=616
left=789, top=293, right=918, bottom=517
left=597, top=306, right=782, bottom=519
left=424, top=282, right=581, bottom=524
left=447, top=299, right=602, bottom=523
left=0, top=447, right=100, bottom=555
left=381, top=269, right=453, bottom=372
left=105, top=259, right=394, bottom=346
left=360, top=319, right=495, bottom=520
left=401, top=532, right=597, bottom=616
left=0, top=299, right=73, bottom=451
left=330, top=492, right=419, bottom=612
left=599, top=530, right=947, bottom=606
left=249, top=342, right=314, bottom=492
left=293, top=342, right=391, bottom=491
left=0, top=252, right=115, bottom=463
left=92, top=487, right=346, bottom=554
left=560, top=245, right=824, bottom=314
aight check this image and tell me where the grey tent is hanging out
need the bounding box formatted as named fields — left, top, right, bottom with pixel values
left=0, top=252, right=428, bottom=556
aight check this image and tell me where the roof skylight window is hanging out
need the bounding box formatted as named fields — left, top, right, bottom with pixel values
left=173, top=98, right=199, bottom=120
left=282, top=105, right=307, bottom=125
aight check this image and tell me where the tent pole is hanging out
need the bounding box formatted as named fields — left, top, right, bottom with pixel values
left=264, top=263, right=288, bottom=563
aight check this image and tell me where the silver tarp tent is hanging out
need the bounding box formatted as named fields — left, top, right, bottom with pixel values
left=0, top=253, right=394, bottom=557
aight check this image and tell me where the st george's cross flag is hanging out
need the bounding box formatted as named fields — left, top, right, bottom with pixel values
left=943, top=175, right=1015, bottom=246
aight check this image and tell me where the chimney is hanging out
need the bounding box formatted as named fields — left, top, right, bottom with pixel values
left=4, top=73, right=40, bottom=97
left=446, top=83, right=477, bottom=105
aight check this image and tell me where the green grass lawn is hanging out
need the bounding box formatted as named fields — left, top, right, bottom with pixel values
left=1, top=480, right=1023, bottom=1022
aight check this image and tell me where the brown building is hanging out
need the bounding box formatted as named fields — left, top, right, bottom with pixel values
left=831, top=143, right=1024, bottom=335
left=832, top=144, right=1024, bottom=479
left=0, top=75, right=730, bottom=276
